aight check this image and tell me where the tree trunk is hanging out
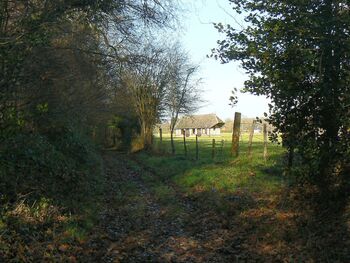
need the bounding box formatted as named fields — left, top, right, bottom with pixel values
left=231, top=112, right=241, bottom=157
left=247, top=120, right=255, bottom=158
left=159, top=128, right=162, bottom=144
left=170, top=129, right=175, bottom=154
left=144, top=125, right=153, bottom=150
left=140, top=121, right=153, bottom=150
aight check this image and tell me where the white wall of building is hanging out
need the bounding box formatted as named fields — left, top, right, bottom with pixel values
left=175, top=127, right=221, bottom=136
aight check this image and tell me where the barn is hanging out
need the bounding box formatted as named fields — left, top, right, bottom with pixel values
left=175, top=114, right=225, bottom=137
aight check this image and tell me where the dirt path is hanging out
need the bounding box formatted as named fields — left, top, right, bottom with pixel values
left=80, top=152, right=350, bottom=263
left=82, top=152, right=242, bottom=262
left=1, top=152, right=348, bottom=262
left=80, top=152, right=308, bottom=263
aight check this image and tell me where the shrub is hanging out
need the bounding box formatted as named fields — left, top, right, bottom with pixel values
left=0, top=129, right=103, bottom=209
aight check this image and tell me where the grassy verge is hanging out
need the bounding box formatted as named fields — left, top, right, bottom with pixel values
left=140, top=133, right=286, bottom=195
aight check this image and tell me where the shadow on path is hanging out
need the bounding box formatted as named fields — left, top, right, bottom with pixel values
left=82, top=152, right=349, bottom=262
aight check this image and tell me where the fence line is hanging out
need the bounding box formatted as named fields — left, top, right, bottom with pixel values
left=153, top=112, right=276, bottom=163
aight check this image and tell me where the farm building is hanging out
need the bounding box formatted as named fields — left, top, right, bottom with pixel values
left=175, top=114, right=225, bottom=136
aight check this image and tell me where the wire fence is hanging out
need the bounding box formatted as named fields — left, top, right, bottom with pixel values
left=154, top=117, right=279, bottom=163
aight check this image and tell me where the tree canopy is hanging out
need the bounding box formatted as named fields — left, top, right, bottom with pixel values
left=213, top=0, right=350, bottom=201
left=0, top=0, right=183, bottom=202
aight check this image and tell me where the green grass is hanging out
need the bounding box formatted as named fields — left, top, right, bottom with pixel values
left=126, top=134, right=294, bottom=257
left=137, top=133, right=286, bottom=196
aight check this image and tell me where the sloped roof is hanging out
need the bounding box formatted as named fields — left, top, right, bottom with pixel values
left=175, top=114, right=225, bottom=129
left=154, top=122, right=170, bottom=133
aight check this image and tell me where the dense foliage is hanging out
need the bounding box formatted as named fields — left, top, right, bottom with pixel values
left=0, top=0, right=180, bottom=206
left=0, top=2, right=191, bottom=260
left=213, top=0, right=350, bottom=203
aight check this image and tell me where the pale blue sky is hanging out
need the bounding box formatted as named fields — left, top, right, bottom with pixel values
left=180, top=0, right=269, bottom=120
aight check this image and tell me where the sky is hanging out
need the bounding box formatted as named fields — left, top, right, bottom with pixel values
left=179, top=0, right=269, bottom=120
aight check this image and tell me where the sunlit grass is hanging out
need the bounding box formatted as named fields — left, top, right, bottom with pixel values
left=136, top=133, right=285, bottom=197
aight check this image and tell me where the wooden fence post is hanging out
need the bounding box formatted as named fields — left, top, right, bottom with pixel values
left=263, top=123, right=268, bottom=162
left=231, top=112, right=241, bottom=157
left=195, top=135, right=199, bottom=160
left=248, top=120, right=256, bottom=158
left=220, top=139, right=225, bottom=158
left=159, top=128, right=162, bottom=144
left=183, top=131, right=187, bottom=157
left=212, top=139, right=216, bottom=159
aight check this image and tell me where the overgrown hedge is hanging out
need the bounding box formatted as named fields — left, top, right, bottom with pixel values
left=0, top=129, right=104, bottom=210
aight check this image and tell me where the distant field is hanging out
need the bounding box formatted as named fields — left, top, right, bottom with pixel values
left=135, top=132, right=286, bottom=195
left=153, top=132, right=280, bottom=162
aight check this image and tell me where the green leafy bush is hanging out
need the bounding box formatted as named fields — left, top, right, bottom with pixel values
left=0, top=130, right=103, bottom=209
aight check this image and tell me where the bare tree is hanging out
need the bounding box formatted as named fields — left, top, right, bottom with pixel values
left=0, top=0, right=180, bottom=139
left=121, top=44, right=172, bottom=149
left=164, top=48, right=202, bottom=154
